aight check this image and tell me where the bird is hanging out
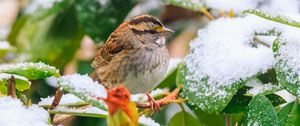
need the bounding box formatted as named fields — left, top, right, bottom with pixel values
left=91, top=15, right=173, bottom=96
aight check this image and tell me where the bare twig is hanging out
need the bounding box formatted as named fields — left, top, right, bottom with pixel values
left=7, top=76, right=16, bottom=98
left=199, top=6, right=215, bottom=20
left=50, top=89, right=63, bottom=122
left=225, top=114, right=231, bottom=126
left=136, top=85, right=185, bottom=109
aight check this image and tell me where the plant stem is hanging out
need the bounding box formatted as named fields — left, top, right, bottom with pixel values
left=7, top=76, right=16, bottom=98
left=225, top=114, right=231, bottom=126
left=50, top=89, right=63, bottom=122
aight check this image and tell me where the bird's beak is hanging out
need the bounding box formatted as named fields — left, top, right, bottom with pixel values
left=157, top=27, right=174, bottom=36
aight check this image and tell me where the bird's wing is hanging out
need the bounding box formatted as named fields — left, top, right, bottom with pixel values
left=91, top=38, right=125, bottom=68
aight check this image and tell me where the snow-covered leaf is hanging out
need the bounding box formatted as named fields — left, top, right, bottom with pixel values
left=0, top=62, right=59, bottom=80
left=273, top=30, right=300, bottom=97
left=38, top=94, right=86, bottom=108
left=244, top=95, right=279, bottom=126
left=0, top=73, right=31, bottom=93
left=57, top=74, right=107, bottom=110
left=0, top=97, right=50, bottom=126
left=182, top=15, right=276, bottom=114
left=245, top=84, right=282, bottom=96
left=244, top=9, right=300, bottom=29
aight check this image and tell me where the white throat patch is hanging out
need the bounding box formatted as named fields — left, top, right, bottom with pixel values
left=155, top=37, right=166, bottom=46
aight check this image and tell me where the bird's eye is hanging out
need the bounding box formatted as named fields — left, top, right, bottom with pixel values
left=149, top=30, right=156, bottom=34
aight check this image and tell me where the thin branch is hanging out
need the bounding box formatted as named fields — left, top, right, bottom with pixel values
left=7, top=76, right=16, bottom=98
left=225, top=114, right=231, bottom=126
left=199, top=6, right=215, bottom=20
left=136, top=85, right=185, bottom=109
left=50, top=89, right=63, bottom=122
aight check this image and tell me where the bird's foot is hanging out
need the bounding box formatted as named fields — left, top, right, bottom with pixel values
left=146, top=92, right=160, bottom=111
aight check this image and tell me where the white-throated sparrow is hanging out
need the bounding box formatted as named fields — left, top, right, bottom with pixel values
left=92, top=15, right=173, bottom=94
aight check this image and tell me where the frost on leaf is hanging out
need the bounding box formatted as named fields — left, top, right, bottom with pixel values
left=0, top=62, right=60, bottom=80
left=58, top=74, right=107, bottom=109
left=274, top=29, right=300, bottom=97
left=50, top=106, right=107, bottom=118
left=0, top=73, right=31, bottom=93
left=0, top=97, right=50, bottom=126
left=244, top=95, right=279, bottom=126
left=38, top=94, right=85, bottom=107
left=182, top=16, right=276, bottom=113
left=245, top=78, right=282, bottom=96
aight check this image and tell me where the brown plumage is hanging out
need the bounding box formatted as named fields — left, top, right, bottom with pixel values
left=92, top=15, right=173, bottom=94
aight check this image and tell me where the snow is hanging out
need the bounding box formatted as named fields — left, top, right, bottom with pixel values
left=204, top=0, right=259, bottom=13
left=0, top=73, right=29, bottom=83
left=260, top=0, right=300, bottom=14
left=277, top=29, right=300, bottom=75
left=246, top=83, right=280, bottom=95
left=0, top=97, right=50, bottom=126
left=58, top=74, right=107, bottom=99
left=186, top=15, right=276, bottom=85
left=25, top=0, right=62, bottom=14
left=45, top=76, right=58, bottom=88
left=131, top=88, right=168, bottom=102
left=138, top=115, right=160, bottom=126
left=38, top=94, right=84, bottom=106
left=275, top=28, right=300, bottom=96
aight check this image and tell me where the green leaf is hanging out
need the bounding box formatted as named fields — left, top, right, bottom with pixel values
left=180, top=64, right=244, bottom=114
left=273, top=36, right=300, bottom=97
left=243, top=9, right=300, bottom=29
left=168, top=111, right=203, bottom=126
left=278, top=102, right=294, bottom=125
left=244, top=95, right=280, bottom=126
left=74, top=0, right=138, bottom=42
left=278, top=99, right=300, bottom=126
left=223, top=88, right=285, bottom=114
left=49, top=106, right=107, bottom=118
left=156, top=67, right=178, bottom=89
left=265, top=94, right=286, bottom=107
left=0, top=62, right=59, bottom=80
left=222, top=87, right=252, bottom=114
left=0, top=73, right=31, bottom=93
left=8, top=2, right=84, bottom=69
left=189, top=106, right=225, bottom=126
